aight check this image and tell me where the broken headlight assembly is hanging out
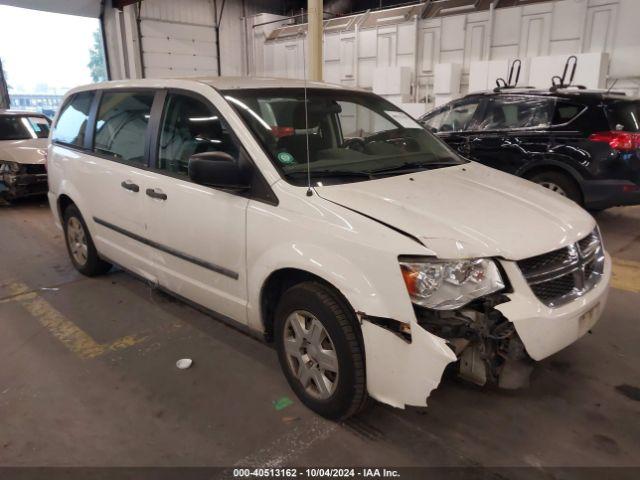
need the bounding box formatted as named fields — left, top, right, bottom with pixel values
left=399, top=257, right=505, bottom=310
left=0, top=161, right=21, bottom=174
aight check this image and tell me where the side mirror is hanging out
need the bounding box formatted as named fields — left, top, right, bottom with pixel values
left=188, top=151, right=251, bottom=190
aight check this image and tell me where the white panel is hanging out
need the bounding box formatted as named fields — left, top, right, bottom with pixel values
left=490, top=44, right=519, bottom=60
left=433, top=63, right=462, bottom=95
left=466, top=24, right=485, bottom=65
left=358, top=58, right=376, bottom=88
left=324, top=62, right=340, bottom=84
left=528, top=52, right=608, bottom=89
left=141, top=0, right=215, bottom=26
left=285, top=44, right=299, bottom=79
left=551, top=0, right=584, bottom=41
left=341, top=38, right=355, bottom=79
left=549, top=39, right=581, bottom=55
left=359, top=29, right=377, bottom=58
left=377, top=35, right=395, bottom=67
left=585, top=7, right=614, bottom=53
left=397, top=23, right=415, bottom=55
left=420, top=29, right=439, bottom=73
left=492, top=8, right=521, bottom=47
left=441, top=15, right=466, bottom=51
left=325, top=34, right=340, bottom=61
left=440, top=50, right=464, bottom=65
left=0, top=0, right=100, bottom=17
left=520, top=14, right=550, bottom=58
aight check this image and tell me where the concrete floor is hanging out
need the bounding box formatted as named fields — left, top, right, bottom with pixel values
left=0, top=198, right=639, bottom=469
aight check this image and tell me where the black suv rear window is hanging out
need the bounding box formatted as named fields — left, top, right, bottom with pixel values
left=606, top=101, right=640, bottom=132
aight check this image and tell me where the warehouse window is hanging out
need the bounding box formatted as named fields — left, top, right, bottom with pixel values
left=158, top=94, right=239, bottom=177
left=52, top=92, right=94, bottom=147
left=93, top=91, right=154, bottom=165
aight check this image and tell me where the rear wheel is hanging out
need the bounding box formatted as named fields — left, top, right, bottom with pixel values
left=63, top=204, right=112, bottom=276
left=528, top=171, right=582, bottom=205
left=274, top=281, right=368, bottom=420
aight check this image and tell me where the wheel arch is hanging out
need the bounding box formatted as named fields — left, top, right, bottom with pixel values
left=518, top=161, right=585, bottom=203
left=260, top=268, right=362, bottom=344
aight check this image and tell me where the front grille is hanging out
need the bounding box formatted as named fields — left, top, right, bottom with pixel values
left=530, top=272, right=576, bottom=302
left=24, top=164, right=46, bottom=174
left=517, top=229, right=605, bottom=307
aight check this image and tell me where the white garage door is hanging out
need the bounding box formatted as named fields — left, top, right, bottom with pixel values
left=140, top=18, right=218, bottom=78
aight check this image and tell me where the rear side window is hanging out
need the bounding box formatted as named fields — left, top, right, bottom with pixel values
left=477, top=96, right=554, bottom=130
left=552, top=101, right=584, bottom=125
left=52, top=92, right=94, bottom=147
left=93, top=91, right=154, bottom=165
left=606, top=101, right=640, bottom=132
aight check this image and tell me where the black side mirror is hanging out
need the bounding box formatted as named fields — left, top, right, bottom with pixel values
left=188, top=151, right=251, bottom=190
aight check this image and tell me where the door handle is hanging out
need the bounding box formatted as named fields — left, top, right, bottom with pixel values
left=121, top=180, right=139, bottom=192
left=146, top=188, right=167, bottom=200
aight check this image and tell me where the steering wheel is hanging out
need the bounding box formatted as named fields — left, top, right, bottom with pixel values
left=342, top=137, right=367, bottom=152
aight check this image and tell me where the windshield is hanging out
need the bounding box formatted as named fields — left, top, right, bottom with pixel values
left=223, top=88, right=464, bottom=186
left=0, top=115, right=50, bottom=140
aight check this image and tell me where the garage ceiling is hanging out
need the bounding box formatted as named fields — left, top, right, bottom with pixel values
left=0, top=0, right=102, bottom=18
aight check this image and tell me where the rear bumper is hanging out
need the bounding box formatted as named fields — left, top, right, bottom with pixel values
left=0, top=172, right=48, bottom=198
left=582, top=179, right=640, bottom=209
left=496, top=253, right=611, bottom=361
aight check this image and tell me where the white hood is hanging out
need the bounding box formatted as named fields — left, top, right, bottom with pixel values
left=315, top=162, right=595, bottom=261
left=0, top=138, right=48, bottom=165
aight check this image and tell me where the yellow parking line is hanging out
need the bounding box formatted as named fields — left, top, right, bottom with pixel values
left=4, top=282, right=147, bottom=359
left=612, top=258, right=640, bottom=294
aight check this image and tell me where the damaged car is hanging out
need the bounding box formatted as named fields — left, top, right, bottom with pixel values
left=47, top=78, right=611, bottom=419
left=0, top=110, right=50, bottom=201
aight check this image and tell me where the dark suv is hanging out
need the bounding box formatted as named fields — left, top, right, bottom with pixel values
left=419, top=89, right=640, bottom=210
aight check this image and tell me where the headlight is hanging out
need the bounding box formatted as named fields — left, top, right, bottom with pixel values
left=399, top=257, right=504, bottom=310
left=0, top=161, right=21, bottom=173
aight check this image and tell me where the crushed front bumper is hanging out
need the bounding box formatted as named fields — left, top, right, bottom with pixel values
left=0, top=171, right=48, bottom=198
left=495, top=253, right=611, bottom=361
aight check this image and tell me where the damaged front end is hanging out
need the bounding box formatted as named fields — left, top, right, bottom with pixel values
left=415, top=294, right=534, bottom=389
left=0, top=161, right=48, bottom=199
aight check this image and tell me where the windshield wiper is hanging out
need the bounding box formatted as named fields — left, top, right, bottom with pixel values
left=367, top=159, right=462, bottom=175
left=287, top=170, right=374, bottom=179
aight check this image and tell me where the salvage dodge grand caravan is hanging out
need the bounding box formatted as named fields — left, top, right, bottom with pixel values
left=48, top=78, right=611, bottom=419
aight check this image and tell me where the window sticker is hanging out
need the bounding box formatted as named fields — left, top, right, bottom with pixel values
left=277, top=151, right=296, bottom=165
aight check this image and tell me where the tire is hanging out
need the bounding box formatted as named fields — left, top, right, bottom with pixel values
left=528, top=171, right=582, bottom=205
left=62, top=204, right=112, bottom=276
left=274, top=281, right=368, bottom=420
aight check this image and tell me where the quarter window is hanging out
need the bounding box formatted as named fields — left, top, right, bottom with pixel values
left=93, top=91, right=154, bottom=165
left=553, top=101, right=584, bottom=125
left=157, top=93, right=239, bottom=177
left=52, top=92, right=94, bottom=147
left=477, top=96, right=554, bottom=130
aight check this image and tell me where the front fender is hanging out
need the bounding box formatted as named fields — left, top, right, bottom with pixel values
left=246, top=194, right=457, bottom=409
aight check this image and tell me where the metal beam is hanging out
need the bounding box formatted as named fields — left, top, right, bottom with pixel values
left=307, top=0, right=323, bottom=81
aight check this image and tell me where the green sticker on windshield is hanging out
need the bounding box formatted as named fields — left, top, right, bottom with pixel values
left=277, top=152, right=295, bottom=164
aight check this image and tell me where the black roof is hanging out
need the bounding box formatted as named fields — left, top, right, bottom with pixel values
left=464, top=88, right=638, bottom=104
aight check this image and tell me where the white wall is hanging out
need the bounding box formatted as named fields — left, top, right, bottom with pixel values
left=255, top=0, right=640, bottom=109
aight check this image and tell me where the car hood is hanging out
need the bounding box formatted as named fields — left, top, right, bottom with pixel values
left=314, top=162, right=595, bottom=261
left=0, top=138, right=48, bottom=164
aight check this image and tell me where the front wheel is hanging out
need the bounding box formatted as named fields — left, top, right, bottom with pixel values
left=63, top=204, right=112, bottom=276
left=274, top=282, right=368, bottom=420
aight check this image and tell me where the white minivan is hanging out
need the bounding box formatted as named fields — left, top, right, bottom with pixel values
left=48, top=77, right=610, bottom=419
